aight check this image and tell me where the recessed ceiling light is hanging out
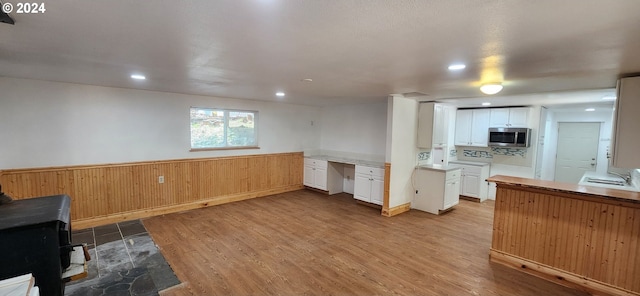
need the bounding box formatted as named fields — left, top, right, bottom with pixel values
left=482, top=102, right=491, bottom=106
left=448, top=64, right=466, bottom=70
left=480, top=83, right=503, bottom=95
left=276, top=92, right=285, bottom=97
left=130, top=74, right=146, bottom=80
left=585, top=108, right=595, bottom=112
left=602, top=96, right=616, bottom=101
left=301, top=78, right=313, bottom=82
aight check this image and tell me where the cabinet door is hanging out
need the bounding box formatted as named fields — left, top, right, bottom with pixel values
left=432, top=104, right=445, bottom=146
left=314, top=167, right=328, bottom=190
left=612, top=76, right=640, bottom=168
left=353, top=174, right=371, bottom=202
left=444, top=179, right=460, bottom=209
left=454, top=109, right=473, bottom=146
left=508, top=108, right=529, bottom=127
left=417, top=103, right=435, bottom=148
left=461, top=174, right=480, bottom=198
left=303, top=165, right=315, bottom=187
left=370, top=177, right=384, bottom=205
left=470, top=109, right=490, bottom=146
left=489, top=108, right=510, bottom=127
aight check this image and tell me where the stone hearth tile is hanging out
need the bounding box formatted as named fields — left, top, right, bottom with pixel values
left=95, top=232, right=122, bottom=245
left=125, top=234, right=157, bottom=266
left=97, top=240, right=133, bottom=274
left=119, top=222, right=147, bottom=237
left=94, top=224, right=119, bottom=236
left=73, top=230, right=95, bottom=246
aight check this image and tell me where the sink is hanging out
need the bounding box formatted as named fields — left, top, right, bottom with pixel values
left=584, top=178, right=626, bottom=186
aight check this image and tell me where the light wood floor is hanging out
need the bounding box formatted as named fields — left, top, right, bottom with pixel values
left=143, top=190, right=588, bottom=296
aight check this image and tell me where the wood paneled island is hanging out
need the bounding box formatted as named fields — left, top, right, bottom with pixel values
left=488, top=175, right=640, bottom=296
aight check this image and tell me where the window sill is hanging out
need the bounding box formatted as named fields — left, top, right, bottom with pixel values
left=190, top=146, right=261, bottom=152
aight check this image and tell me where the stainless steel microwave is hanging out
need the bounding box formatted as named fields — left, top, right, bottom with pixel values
left=488, top=128, right=531, bottom=147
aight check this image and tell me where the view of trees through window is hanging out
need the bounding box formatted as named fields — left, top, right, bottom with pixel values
left=190, top=108, right=257, bottom=149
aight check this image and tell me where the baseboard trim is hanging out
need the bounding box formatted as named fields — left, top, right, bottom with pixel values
left=73, top=185, right=304, bottom=229
left=381, top=202, right=411, bottom=217
left=489, top=249, right=639, bottom=296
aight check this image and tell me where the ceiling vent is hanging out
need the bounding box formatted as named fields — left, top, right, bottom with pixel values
left=401, top=92, right=429, bottom=98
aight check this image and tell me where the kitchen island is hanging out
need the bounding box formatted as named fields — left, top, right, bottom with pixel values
left=487, top=175, right=640, bottom=296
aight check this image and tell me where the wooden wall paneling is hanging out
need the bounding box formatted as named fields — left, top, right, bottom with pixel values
left=490, top=183, right=640, bottom=295
left=628, top=207, right=640, bottom=292
left=0, top=152, right=304, bottom=228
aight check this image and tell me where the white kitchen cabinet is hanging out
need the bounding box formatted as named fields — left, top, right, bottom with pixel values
left=450, top=161, right=491, bottom=201
left=412, top=167, right=461, bottom=214
left=304, top=158, right=328, bottom=190
left=303, top=158, right=346, bottom=194
left=417, top=103, right=449, bottom=148
left=489, top=107, right=529, bottom=127
left=611, top=76, right=640, bottom=168
left=353, top=165, right=384, bottom=205
left=454, top=109, right=490, bottom=147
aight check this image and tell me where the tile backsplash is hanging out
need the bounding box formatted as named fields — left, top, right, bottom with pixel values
left=418, top=151, right=431, bottom=161
left=461, top=147, right=527, bottom=159
left=490, top=147, right=527, bottom=158
left=463, top=149, right=493, bottom=158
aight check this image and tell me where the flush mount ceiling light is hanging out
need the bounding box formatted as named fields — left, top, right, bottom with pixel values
left=301, top=78, right=313, bottom=82
left=482, top=102, right=491, bottom=106
left=585, top=108, right=595, bottom=112
left=448, top=64, right=466, bottom=70
left=480, top=83, right=503, bottom=95
left=130, top=74, right=146, bottom=80
left=276, top=92, right=285, bottom=97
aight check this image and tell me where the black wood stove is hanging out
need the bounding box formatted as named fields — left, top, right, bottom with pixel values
left=0, top=194, right=75, bottom=296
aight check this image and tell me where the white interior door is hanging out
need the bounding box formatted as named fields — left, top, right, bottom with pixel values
left=555, top=122, right=600, bottom=183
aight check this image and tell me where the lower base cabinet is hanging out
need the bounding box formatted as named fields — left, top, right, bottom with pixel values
left=450, top=162, right=490, bottom=201
left=353, top=165, right=384, bottom=205
left=413, top=168, right=461, bottom=214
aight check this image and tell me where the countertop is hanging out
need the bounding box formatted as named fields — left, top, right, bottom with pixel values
left=578, top=171, right=639, bottom=192
left=488, top=175, right=640, bottom=204
left=305, top=155, right=385, bottom=168
left=448, top=160, right=491, bottom=167
left=415, top=164, right=461, bottom=172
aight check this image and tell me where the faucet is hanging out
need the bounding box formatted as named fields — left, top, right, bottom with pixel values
left=607, top=170, right=632, bottom=185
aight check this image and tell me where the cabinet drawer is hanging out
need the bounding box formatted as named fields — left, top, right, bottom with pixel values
left=304, top=158, right=327, bottom=168
left=446, top=169, right=461, bottom=181
left=462, top=165, right=481, bottom=175
left=355, top=165, right=384, bottom=177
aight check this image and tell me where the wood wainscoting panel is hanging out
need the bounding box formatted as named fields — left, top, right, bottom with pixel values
left=491, top=184, right=640, bottom=295
left=0, top=152, right=304, bottom=229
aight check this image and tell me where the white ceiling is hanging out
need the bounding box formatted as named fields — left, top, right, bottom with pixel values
left=1, top=0, right=639, bottom=106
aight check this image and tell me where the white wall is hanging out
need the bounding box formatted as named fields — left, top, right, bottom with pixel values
left=386, top=96, right=418, bottom=208
left=541, top=109, right=613, bottom=181
left=319, top=101, right=387, bottom=159
left=0, top=77, right=321, bottom=169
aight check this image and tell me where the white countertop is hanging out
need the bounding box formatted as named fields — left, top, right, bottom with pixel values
left=416, top=164, right=461, bottom=172
left=449, top=160, right=491, bottom=167
left=578, top=171, right=639, bottom=192
left=305, top=155, right=385, bottom=168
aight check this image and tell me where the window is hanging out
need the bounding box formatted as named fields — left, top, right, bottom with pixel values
left=190, top=107, right=258, bottom=150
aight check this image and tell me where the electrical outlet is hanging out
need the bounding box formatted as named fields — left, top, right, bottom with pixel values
left=158, top=176, right=165, bottom=184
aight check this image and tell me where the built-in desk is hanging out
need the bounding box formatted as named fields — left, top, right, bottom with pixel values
left=488, top=175, right=640, bottom=296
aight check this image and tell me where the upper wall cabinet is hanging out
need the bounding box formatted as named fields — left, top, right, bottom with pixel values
left=454, top=109, right=490, bottom=147
left=417, top=103, right=450, bottom=148
left=611, top=76, right=640, bottom=168
left=489, top=107, right=530, bottom=127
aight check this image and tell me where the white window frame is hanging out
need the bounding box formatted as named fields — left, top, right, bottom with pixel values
left=190, top=107, right=259, bottom=151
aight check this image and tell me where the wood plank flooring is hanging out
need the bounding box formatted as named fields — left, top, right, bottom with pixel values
left=143, top=190, right=588, bottom=296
